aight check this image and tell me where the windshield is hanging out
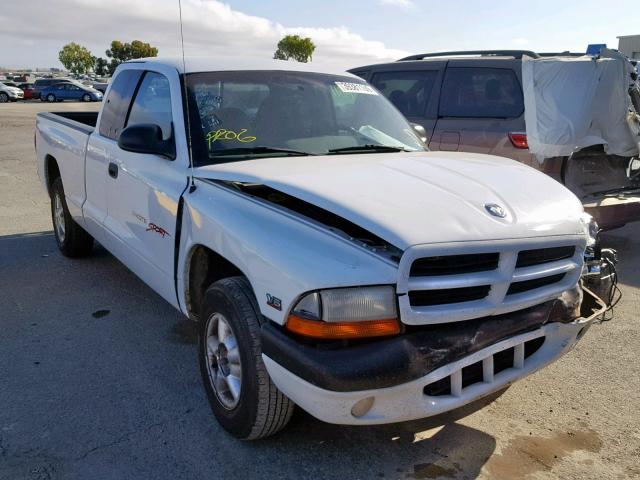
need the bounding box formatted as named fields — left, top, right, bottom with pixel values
left=186, top=71, right=426, bottom=165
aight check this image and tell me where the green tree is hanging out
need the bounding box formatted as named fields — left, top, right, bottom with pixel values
left=94, top=57, right=109, bottom=77
left=58, top=42, right=95, bottom=75
left=105, top=40, right=159, bottom=74
left=273, top=35, right=316, bottom=63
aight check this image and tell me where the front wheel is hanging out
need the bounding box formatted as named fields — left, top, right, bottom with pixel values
left=199, top=277, right=294, bottom=440
left=0, top=92, right=8, bottom=103
left=82, top=93, right=91, bottom=102
left=50, top=177, right=94, bottom=257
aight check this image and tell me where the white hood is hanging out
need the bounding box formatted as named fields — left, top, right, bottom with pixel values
left=195, top=151, right=585, bottom=250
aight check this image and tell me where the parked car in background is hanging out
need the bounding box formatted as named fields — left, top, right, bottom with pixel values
left=40, top=83, right=103, bottom=102
left=18, top=83, right=37, bottom=100
left=92, top=81, right=109, bottom=93
left=350, top=50, right=640, bottom=230
left=0, top=82, right=24, bottom=102
left=33, top=78, right=74, bottom=99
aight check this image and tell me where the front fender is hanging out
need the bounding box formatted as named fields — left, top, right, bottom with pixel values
left=177, top=180, right=398, bottom=325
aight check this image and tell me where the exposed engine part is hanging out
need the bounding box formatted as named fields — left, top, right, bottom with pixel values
left=583, top=248, right=621, bottom=322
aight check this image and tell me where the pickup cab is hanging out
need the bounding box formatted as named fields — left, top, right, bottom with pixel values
left=36, top=57, right=609, bottom=440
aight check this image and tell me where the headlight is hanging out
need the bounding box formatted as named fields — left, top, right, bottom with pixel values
left=286, top=286, right=400, bottom=339
left=580, top=213, right=599, bottom=247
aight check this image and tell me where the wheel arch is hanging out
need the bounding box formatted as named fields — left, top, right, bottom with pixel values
left=183, top=244, right=249, bottom=322
left=44, top=154, right=61, bottom=197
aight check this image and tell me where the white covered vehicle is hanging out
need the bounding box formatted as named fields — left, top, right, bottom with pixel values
left=36, top=57, right=610, bottom=439
left=523, top=49, right=640, bottom=230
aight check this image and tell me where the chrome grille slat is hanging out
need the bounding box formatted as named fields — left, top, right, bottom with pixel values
left=397, top=236, right=586, bottom=325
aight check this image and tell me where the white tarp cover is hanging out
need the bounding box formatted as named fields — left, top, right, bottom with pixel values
left=522, top=49, right=639, bottom=161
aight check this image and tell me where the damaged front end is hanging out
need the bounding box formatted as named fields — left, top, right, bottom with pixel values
left=262, top=230, right=618, bottom=396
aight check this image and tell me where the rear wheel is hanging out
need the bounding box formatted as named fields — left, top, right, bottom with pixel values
left=199, top=277, right=294, bottom=440
left=50, top=177, right=94, bottom=257
left=46, top=93, right=56, bottom=102
left=0, top=92, right=8, bottom=103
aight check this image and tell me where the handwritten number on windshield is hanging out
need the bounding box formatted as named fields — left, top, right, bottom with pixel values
left=207, top=129, right=257, bottom=148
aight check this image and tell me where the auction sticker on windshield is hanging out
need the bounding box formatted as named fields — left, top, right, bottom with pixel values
left=335, top=82, right=378, bottom=95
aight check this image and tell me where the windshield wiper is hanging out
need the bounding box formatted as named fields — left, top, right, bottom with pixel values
left=211, top=146, right=314, bottom=158
left=328, top=144, right=411, bottom=154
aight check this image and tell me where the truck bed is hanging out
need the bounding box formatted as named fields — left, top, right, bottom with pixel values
left=37, top=111, right=98, bottom=134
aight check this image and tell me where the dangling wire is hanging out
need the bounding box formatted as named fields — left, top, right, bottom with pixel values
left=178, top=0, right=196, bottom=192
left=597, top=252, right=622, bottom=322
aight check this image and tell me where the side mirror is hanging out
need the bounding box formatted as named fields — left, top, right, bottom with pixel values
left=410, top=122, right=428, bottom=144
left=118, top=123, right=176, bottom=160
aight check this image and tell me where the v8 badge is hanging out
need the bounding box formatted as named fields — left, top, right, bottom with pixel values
left=266, top=294, right=282, bottom=311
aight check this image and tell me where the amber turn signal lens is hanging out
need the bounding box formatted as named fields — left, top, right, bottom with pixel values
left=286, top=315, right=400, bottom=340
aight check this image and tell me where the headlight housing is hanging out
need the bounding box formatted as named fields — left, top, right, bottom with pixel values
left=286, top=286, right=400, bottom=340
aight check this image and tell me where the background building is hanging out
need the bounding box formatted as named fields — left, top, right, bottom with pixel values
left=618, top=34, right=640, bottom=59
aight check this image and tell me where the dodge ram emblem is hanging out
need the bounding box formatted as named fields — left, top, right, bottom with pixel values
left=484, top=203, right=507, bottom=218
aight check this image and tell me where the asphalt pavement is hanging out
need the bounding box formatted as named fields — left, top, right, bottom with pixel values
left=1, top=102, right=639, bottom=480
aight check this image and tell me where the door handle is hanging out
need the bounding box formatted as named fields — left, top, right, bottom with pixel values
left=108, top=162, right=118, bottom=179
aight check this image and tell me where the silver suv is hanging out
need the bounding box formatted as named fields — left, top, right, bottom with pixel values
left=351, top=50, right=640, bottom=230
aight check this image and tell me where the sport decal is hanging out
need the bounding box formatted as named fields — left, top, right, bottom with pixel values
left=146, top=223, right=170, bottom=238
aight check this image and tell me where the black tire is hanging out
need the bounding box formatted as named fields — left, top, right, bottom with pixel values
left=50, top=177, right=94, bottom=257
left=46, top=93, right=56, bottom=102
left=0, top=92, right=8, bottom=103
left=82, top=94, right=91, bottom=102
left=198, top=276, right=294, bottom=440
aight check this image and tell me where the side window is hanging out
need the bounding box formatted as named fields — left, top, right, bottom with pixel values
left=439, top=67, right=523, bottom=118
left=370, top=70, right=438, bottom=116
left=99, top=70, right=143, bottom=140
left=126, top=71, right=172, bottom=140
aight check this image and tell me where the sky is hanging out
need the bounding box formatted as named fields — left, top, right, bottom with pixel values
left=0, top=0, right=638, bottom=70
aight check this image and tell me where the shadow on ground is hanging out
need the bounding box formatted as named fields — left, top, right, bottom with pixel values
left=0, top=230, right=504, bottom=479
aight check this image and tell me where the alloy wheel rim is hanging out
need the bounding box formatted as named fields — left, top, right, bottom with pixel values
left=54, top=193, right=65, bottom=242
left=205, top=312, right=242, bottom=409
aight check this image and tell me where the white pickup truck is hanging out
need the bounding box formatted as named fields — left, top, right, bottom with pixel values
left=36, top=57, right=610, bottom=440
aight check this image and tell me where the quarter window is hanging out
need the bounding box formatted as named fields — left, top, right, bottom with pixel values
left=370, top=70, right=438, bottom=116
left=99, top=70, right=143, bottom=140
left=439, top=67, right=524, bottom=118
left=126, top=71, right=173, bottom=140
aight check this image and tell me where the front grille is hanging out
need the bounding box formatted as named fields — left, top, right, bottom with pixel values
left=409, top=285, right=491, bottom=306
left=507, top=273, right=566, bottom=295
left=516, top=246, right=576, bottom=268
left=400, top=239, right=583, bottom=324
left=423, top=335, right=545, bottom=397
left=410, top=253, right=499, bottom=277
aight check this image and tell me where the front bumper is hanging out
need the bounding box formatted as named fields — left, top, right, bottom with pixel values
left=262, top=288, right=606, bottom=425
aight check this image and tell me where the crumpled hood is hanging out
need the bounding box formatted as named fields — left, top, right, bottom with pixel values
left=195, top=151, right=586, bottom=250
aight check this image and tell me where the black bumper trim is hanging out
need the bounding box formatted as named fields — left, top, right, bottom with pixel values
left=261, top=299, right=565, bottom=392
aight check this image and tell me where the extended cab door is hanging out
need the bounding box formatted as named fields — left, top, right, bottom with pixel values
left=366, top=62, right=445, bottom=144
left=84, top=70, right=142, bottom=240
left=102, top=67, right=189, bottom=306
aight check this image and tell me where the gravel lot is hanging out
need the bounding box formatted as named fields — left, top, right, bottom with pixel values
left=1, top=102, right=639, bottom=480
